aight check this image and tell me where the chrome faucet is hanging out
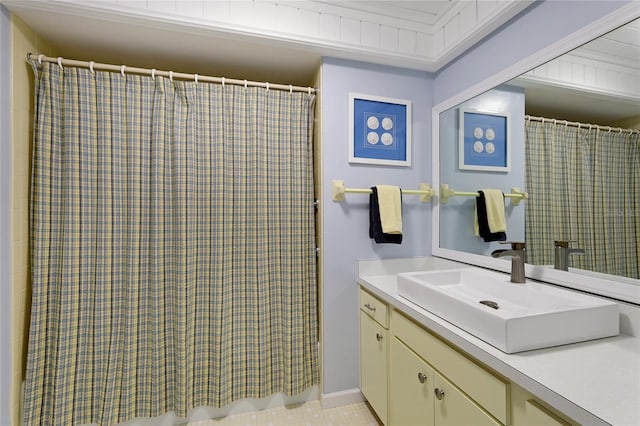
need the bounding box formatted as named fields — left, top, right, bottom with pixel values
left=554, top=240, right=584, bottom=271
left=491, top=242, right=526, bottom=283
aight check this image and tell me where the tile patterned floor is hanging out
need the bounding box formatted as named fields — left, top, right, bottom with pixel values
left=189, top=401, right=382, bottom=426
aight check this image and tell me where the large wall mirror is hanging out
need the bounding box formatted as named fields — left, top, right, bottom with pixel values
left=433, top=12, right=640, bottom=304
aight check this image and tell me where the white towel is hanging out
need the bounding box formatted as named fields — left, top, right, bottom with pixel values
left=376, top=185, right=402, bottom=235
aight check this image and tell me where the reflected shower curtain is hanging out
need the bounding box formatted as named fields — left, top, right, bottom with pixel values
left=24, top=62, right=318, bottom=425
left=525, top=119, right=640, bottom=278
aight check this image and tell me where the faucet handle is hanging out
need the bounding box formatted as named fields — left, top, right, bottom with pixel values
left=499, top=241, right=526, bottom=250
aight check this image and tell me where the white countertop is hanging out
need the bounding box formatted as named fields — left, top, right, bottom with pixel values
left=358, top=260, right=640, bottom=426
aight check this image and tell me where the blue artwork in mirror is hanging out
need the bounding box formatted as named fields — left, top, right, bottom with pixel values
left=459, top=109, right=510, bottom=172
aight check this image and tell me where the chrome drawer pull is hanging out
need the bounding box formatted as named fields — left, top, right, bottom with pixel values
left=417, top=372, right=427, bottom=384
left=434, top=388, right=446, bottom=400
left=364, top=303, right=376, bottom=312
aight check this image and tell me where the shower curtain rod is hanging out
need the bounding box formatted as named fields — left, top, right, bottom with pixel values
left=26, top=53, right=317, bottom=94
left=525, top=114, right=639, bottom=134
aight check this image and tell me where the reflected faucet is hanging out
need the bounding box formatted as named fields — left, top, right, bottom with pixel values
left=554, top=240, right=585, bottom=271
left=491, top=242, right=526, bottom=283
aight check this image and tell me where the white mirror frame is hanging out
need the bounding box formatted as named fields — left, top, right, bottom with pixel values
left=432, top=3, right=640, bottom=305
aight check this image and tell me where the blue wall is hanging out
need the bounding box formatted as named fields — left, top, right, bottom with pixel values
left=439, top=85, right=526, bottom=255
left=320, top=57, right=433, bottom=394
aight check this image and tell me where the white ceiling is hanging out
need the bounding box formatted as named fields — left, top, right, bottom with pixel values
left=4, top=1, right=639, bottom=124
left=6, top=4, right=324, bottom=87
left=3, top=0, right=527, bottom=85
left=316, top=1, right=457, bottom=27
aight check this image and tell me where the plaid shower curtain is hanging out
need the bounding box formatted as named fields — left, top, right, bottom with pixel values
left=23, top=62, right=318, bottom=425
left=525, top=119, right=640, bottom=279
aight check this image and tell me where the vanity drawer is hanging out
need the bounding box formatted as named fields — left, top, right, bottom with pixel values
left=360, top=288, right=388, bottom=329
left=392, top=310, right=509, bottom=425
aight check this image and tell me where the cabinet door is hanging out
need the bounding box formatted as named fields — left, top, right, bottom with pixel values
left=360, top=310, right=388, bottom=424
left=524, top=400, right=570, bottom=426
left=392, top=311, right=508, bottom=424
left=434, top=372, right=501, bottom=426
left=390, top=337, right=434, bottom=426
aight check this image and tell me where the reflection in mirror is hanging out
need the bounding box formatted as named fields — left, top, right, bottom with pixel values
left=438, top=18, right=640, bottom=285
left=439, top=86, right=526, bottom=256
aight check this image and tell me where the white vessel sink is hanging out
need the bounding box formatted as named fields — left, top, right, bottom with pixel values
left=397, top=269, right=619, bottom=353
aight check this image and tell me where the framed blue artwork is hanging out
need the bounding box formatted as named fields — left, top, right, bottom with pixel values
left=349, top=93, right=411, bottom=167
left=458, top=109, right=511, bottom=172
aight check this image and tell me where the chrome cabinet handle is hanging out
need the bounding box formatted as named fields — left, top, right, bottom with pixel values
left=434, top=388, right=445, bottom=400
left=364, top=303, right=376, bottom=312
left=376, top=333, right=383, bottom=341
left=417, top=372, right=427, bottom=384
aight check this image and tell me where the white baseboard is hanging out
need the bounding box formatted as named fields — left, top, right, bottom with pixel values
left=320, top=388, right=365, bottom=409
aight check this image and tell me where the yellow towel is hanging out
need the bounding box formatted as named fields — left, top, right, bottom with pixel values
left=376, top=185, right=402, bottom=235
left=474, top=189, right=507, bottom=236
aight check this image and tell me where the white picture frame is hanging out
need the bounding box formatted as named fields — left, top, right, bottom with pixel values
left=349, top=93, right=412, bottom=167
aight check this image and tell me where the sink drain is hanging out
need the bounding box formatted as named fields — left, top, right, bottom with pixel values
left=479, top=300, right=499, bottom=310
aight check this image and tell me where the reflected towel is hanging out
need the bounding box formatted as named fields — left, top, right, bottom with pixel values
left=369, top=186, right=402, bottom=244
left=474, top=189, right=507, bottom=242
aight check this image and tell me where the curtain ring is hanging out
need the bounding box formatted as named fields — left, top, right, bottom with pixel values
left=151, top=69, right=156, bottom=80
left=38, top=54, right=44, bottom=65
left=266, top=82, right=269, bottom=91
left=244, top=79, right=248, bottom=89
left=57, top=57, right=64, bottom=70
left=169, top=71, right=173, bottom=82
left=194, top=74, right=198, bottom=85
left=289, top=84, right=293, bottom=94
left=308, top=87, right=312, bottom=95
left=89, top=61, right=95, bottom=74
left=120, top=65, right=126, bottom=78
left=221, top=77, right=225, bottom=87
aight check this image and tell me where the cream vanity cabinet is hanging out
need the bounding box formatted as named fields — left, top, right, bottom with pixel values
left=391, top=311, right=507, bottom=426
left=359, top=288, right=389, bottom=424
left=360, top=286, right=576, bottom=426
